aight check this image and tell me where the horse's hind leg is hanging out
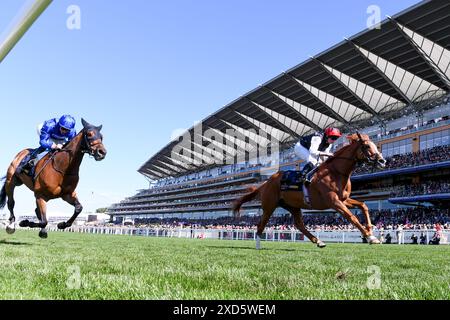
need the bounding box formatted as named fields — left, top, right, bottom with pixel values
left=290, top=208, right=325, bottom=248
left=255, top=200, right=278, bottom=250
left=36, top=197, right=48, bottom=239
left=5, top=179, right=17, bottom=234
left=58, top=193, right=83, bottom=230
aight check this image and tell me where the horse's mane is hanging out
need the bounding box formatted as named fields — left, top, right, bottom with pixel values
left=62, top=130, right=84, bottom=150
left=322, top=133, right=369, bottom=165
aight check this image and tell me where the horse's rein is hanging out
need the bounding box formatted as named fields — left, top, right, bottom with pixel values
left=318, top=153, right=359, bottom=179
left=33, top=149, right=73, bottom=180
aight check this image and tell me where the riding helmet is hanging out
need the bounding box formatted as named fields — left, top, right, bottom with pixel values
left=58, top=115, right=76, bottom=130
left=324, top=127, right=342, bottom=137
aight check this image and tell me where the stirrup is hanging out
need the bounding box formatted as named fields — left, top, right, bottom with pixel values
left=20, top=160, right=34, bottom=175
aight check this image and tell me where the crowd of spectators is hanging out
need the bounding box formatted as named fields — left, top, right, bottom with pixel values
left=354, top=145, right=450, bottom=175
left=390, top=181, right=450, bottom=198
left=128, top=207, right=450, bottom=231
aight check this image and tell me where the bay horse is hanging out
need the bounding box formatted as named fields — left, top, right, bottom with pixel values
left=0, top=119, right=107, bottom=238
left=232, top=133, right=386, bottom=249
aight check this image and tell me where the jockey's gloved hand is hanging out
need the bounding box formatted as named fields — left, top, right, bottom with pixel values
left=51, top=143, right=63, bottom=150
left=319, top=152, right=333, bottom=157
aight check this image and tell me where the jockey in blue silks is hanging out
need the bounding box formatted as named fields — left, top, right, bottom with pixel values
left=20, top=115, right=77, bottom=176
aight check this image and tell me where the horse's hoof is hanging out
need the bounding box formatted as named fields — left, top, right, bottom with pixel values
left=317, top=241, right=326, bottom=248
left=6, top=224, right=16, bottom=235
left=19, top=220, right=30, bottom=228
left=367, top=235, right=381, bottom=245
left=57, top=222, right=67, bottom=230
left=39, top=230, right=48, bottom=239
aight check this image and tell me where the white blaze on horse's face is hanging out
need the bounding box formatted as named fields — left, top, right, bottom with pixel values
left=366, top=141, right=386, bottom=168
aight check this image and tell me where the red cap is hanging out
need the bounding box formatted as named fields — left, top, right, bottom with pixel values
left=325, top=127, right=342, bottom=137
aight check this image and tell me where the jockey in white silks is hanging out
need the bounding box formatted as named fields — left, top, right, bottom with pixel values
left=294, top=127, right=342, bottom=185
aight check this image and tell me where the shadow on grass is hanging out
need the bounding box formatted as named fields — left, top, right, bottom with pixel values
left=0, top=239, right=34, bottom=246
left=205, top=245, right=309, bottom=252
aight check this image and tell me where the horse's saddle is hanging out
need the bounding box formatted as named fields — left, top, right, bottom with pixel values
left=280, top=170, right=303, bottom=191
left=17, top=148, right=41, bottom=177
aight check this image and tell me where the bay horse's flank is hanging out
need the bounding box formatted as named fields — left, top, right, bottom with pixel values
left=232, top=133, right=386, bottom=249
left=0, top=119, right=107, bottom=238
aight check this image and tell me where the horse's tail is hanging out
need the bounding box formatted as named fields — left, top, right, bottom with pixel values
left=0, top=176, right=7, bottom=210
left=232, top=183, right=264, bottom=218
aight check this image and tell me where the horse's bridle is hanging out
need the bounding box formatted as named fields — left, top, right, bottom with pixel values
left=356, top=133, right=382, bottom=167
left=81, top=128, right=103, bottom=157
left=323, top=133, right=382, bottom=175
left=33, top=128, right=104, bottom=179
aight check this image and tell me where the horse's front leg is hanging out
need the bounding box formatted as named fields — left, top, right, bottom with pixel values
left=58, top=192, right=83, bottom=230
left=329, top=194, right=379, bottom=244
left=344, top=198, right=374, bottom=236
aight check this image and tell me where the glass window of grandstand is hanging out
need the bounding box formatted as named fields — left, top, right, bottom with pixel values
left=419, top=129, right=450, bottom=151
left=381, top=139, right=412, bottom=158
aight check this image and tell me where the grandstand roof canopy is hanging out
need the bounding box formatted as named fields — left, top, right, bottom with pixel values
left=140, top=0, right=450, bottom=180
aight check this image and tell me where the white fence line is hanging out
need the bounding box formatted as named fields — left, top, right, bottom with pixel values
left=43, top=226, right=449, bottom=244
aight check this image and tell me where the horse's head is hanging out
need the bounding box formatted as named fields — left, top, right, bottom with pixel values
left=347, top=132, right=386, bottom=169
left=81, top=118, right=107, bottom=161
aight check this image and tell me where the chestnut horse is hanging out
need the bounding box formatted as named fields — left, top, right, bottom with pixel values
left=232, top=133, right=386, bottom=249
left=0, top=119, right=107, bottom=238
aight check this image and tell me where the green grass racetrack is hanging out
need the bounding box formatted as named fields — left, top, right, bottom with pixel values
left=0, top=230, right=449, bottom=300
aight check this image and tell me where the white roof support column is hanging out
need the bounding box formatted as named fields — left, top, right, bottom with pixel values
left=388, top=17, right=450, bottom=91
left=282, top=72, right=354, bottom=129
left=244, top=98, right=301, bottom=139
left=345, top=38, right=414, bottom=106
left=310, top=58, right=383, bottom=126
left=260, top=85, right=323, bottom=132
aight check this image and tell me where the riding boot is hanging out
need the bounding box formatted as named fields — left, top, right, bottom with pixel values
left=303, top=163, right=318, bottom=186
left=300, top=162, right=314, bottom=179
left=20, top=147, right=44, bottom=176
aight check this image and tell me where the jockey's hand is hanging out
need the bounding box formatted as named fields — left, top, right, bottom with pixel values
left=319, top=152, right=333, bottom=157
left=51, top=143, right=63, bottom=150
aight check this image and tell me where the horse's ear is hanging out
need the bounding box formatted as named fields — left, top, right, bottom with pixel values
left=97, top=125, right=103, bottom=132
left=81, top=118, right=89, bottom=128
left=356, top=131, right=363, bottom=141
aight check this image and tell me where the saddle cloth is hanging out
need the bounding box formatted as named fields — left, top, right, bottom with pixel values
left=280, top=170, right=303, bottom=191
left=17, top=148, right=47, bottom=177
left=280, top=170, right=312, bottom=207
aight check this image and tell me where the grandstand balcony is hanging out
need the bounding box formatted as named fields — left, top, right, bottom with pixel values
left=113, top=185, right=250, bottom=206
left=132, top=173, right=260, bottom=199
left=109, top=201, right=260, bottom=216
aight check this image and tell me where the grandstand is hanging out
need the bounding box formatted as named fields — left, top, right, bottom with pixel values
left=108, top=0, right=450, bottom=225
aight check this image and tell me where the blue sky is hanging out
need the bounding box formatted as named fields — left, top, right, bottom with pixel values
left=0, top=0, right=419, bottom=216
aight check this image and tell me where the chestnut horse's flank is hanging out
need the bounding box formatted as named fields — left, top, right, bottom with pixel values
left=0, top=119, right=107, bottom=239
left=232, top=133, right=386, bottom=249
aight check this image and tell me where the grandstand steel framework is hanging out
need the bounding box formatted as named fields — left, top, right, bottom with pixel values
left=139, top=0, right=450, bottom=181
